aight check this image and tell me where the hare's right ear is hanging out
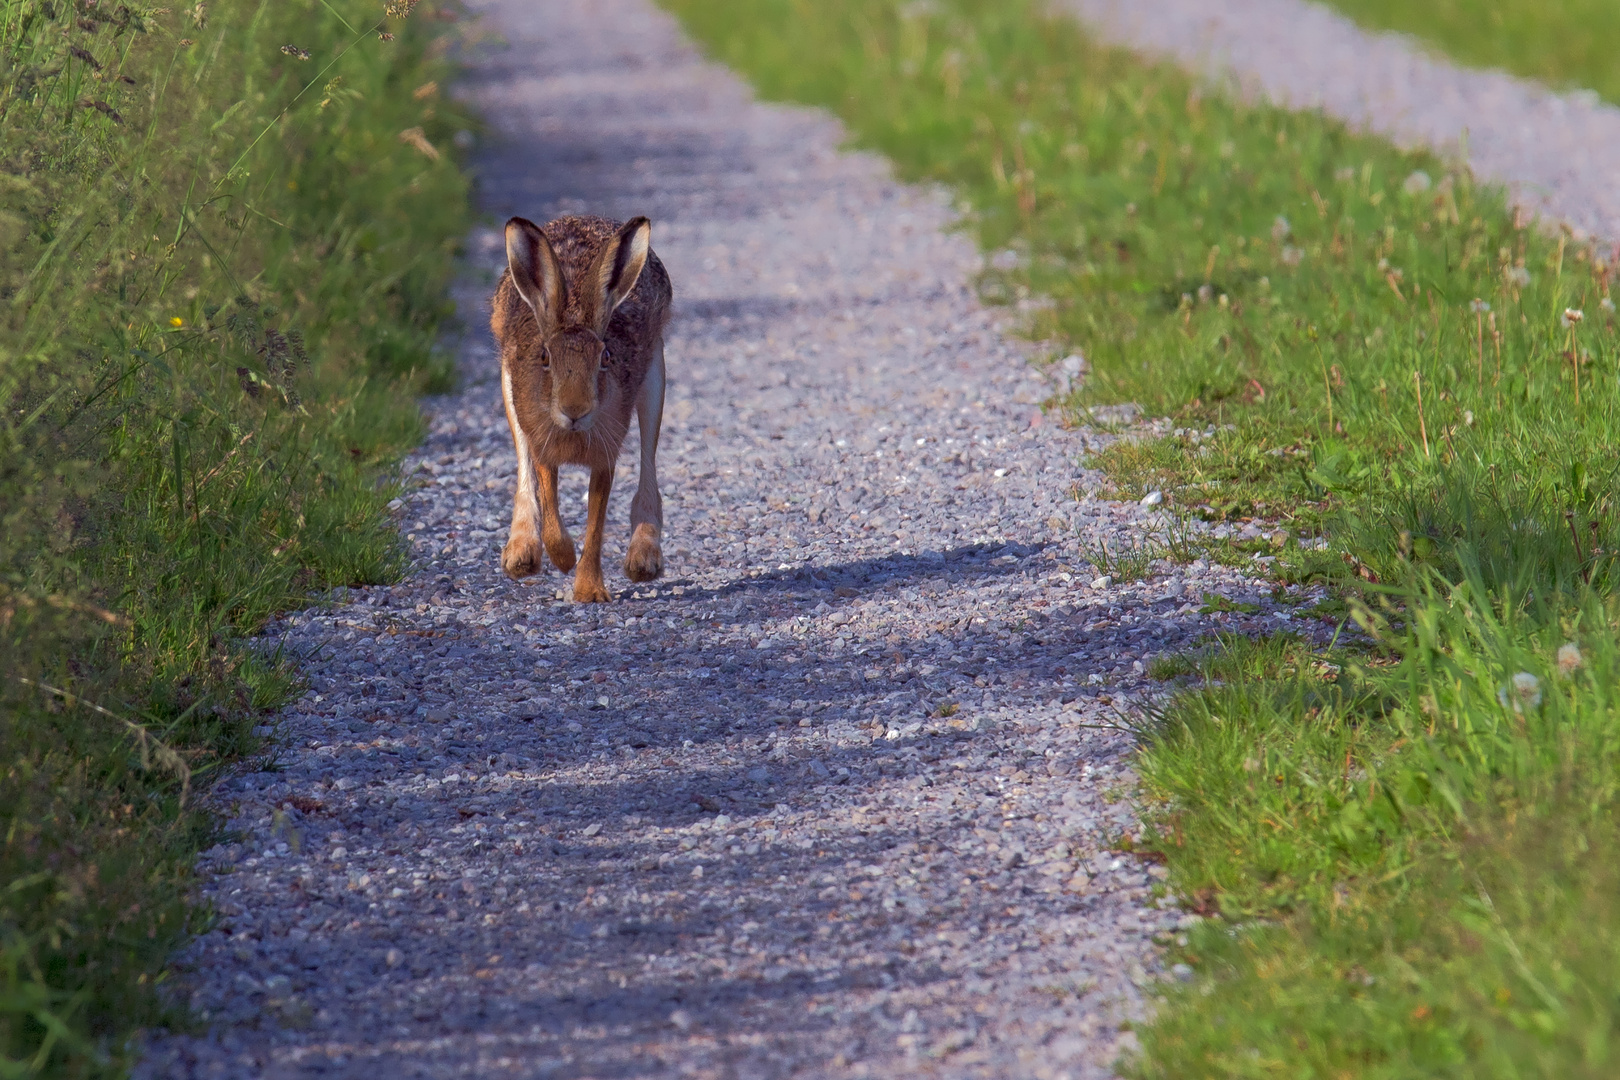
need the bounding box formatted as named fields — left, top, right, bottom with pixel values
left=505, top=217, right=566, bottom=327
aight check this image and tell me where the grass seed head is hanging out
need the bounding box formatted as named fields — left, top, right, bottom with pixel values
left=398, top=126, right=440, bottom=160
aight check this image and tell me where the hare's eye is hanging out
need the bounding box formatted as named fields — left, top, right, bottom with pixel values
left=539, top=346, right=550, bottom=368
left=600, top=347, right=611, bottom=368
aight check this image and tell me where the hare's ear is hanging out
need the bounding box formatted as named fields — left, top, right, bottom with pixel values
left=505, top=217, right=566, bottom=328
left=587, top=216, right=651, bottom=333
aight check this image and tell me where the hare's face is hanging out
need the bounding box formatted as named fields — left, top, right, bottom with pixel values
left=541, top=327, right=609, bottom=431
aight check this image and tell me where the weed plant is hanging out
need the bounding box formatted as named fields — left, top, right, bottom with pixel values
left=662, top=0, right=1620, bottom=1072
left=0, top=0, right=468, bottom=1072
left=1077, top=533, right=1162, bottom=584
left=1325, top=0, right=1620, bottom=105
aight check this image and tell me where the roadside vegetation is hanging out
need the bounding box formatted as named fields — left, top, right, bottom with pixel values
left=1324, top=0, right=1620, bottom=105
left=660, top=0, right=1620, bottom=1074
left=0, top=0, right=468, bottom=1073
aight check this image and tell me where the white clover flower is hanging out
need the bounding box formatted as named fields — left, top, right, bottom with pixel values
left=1470, top=298, right=1490, bottom=314
left=1403, top=170, right=1433, bottom=195
left=1281, top=245, right=1304, bottom=268
left=1506, top=266, right=1532, bottom=288
left=1557, top=643, right=1583, bottom=677
left=1497, top=671, right=1543, bottom=713
left=1271, top=216, right=1292, bottom=242
left=1563, top=308, right=1585, bottom=327
left=1602, top=297, right=1616, bottom=313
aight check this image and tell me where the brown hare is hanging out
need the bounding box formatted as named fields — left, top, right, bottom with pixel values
left=491, top=214, right=672, bottom=602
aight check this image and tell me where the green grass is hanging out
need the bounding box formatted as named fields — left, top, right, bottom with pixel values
left=1323, top=0, right=1620, bottom=105
left=1138, top=589, right=1620, bottom=1078
left=0, top=0, right=469, bottom=1073
left=657, top=0, right=1620, bottom=1074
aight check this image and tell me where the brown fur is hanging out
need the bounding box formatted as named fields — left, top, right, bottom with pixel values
left=492, top=214, right=672, bottom=601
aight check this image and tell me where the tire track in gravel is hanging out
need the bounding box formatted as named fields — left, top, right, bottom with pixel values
left=135, top=1, right=1296, bottom=1076
left=1067, top=0, right=1620, bottom=246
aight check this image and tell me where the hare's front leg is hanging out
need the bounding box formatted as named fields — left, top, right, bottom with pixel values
left=624, top=338, right=665, bottom=583
left=535, top=464, right=576, bottom=573
left=500, top=368, right=545, bottom=579
left=572, top=466, right=615, bottom=603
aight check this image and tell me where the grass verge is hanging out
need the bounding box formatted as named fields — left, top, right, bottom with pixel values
left=1136, top=591, right=1620, bottom=1077
left=1322, top=0, right=1620, bottom=106
left=0, top=0, right=468, bottom=1073
left=659, top=0, right=1620, bottom=1073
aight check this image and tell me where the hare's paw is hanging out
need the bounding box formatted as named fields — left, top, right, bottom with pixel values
left=542, top=528, right=577, bottom=573
left=623, top=523, right=663, bottom=582
left=501, top=532, right=545, bottom=580
left=571, top=575, right=613, bottom=604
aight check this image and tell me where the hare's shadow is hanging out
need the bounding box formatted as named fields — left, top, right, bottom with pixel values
left=641, top=539, right=1050, bottom=602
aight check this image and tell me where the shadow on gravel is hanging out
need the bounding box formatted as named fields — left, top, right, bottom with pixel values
left=225, top=526, right=1177, bottom=1073
left=288, top=768, right=1118, bottom=1066
left=636, top=540, right=1052, bottom=602
left=280, top=922, right=969, bottom=1073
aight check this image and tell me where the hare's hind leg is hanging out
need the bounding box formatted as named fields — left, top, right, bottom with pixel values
left=624, top=338, right=665, bottom=582
left=500, top=366, right=545, bottom=579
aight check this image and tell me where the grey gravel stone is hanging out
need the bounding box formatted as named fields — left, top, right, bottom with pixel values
left=132, top=0, right=1323, bottom=1077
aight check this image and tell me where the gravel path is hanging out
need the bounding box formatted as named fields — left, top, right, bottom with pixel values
left=1068, top=0, right=1620, bottom=246
left=133, top=1, right=1316, bottom=1076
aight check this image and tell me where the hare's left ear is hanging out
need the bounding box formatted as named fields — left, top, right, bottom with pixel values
left=586, top=216, right=651, bottom=333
